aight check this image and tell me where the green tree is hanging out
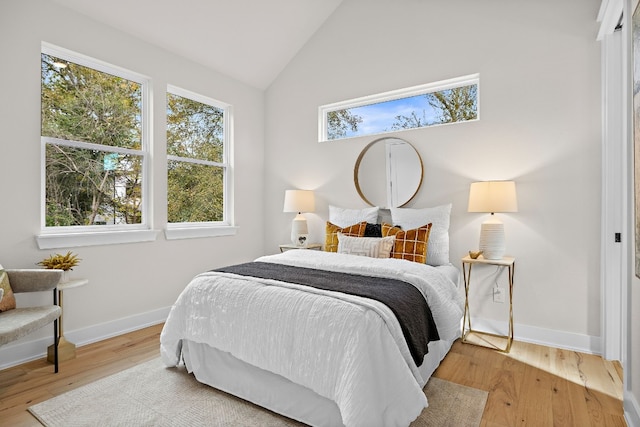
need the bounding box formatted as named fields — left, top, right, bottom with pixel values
left=390, top=111, right=430, bottom=131
left=41, top=53, right=143, bottom=226
left=166, top=93, right=225, bottom=223
left=327, top=109, right=363, bottom=140
left=426, top=85, right=478, bottom=124
left=390, top=85, right=478, bottom=131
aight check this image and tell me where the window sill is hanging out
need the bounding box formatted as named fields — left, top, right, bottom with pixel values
left=164, top=225, right=238, bottom=240
left=36, top=229, right=160, bottom=249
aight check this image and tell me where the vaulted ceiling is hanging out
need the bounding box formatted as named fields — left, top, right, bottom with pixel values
left=50, top=0, right=344, bottom=89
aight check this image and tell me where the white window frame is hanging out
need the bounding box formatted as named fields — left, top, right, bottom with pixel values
left=164, top=85, right=236, bottom=240
left=318, top=73, right=480, bottom=142
left=37, top=43, right=157, bottom=249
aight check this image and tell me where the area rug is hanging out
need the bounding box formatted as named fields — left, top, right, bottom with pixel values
left=29, top=357, right=487, bottom=426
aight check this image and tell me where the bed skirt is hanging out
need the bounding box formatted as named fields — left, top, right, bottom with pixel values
left=181, top=338, right=454, bottom=427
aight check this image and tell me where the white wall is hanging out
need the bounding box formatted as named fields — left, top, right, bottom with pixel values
left=265, top=0, right=603, bottom=352
left=0, top=0, right=265, bottom=366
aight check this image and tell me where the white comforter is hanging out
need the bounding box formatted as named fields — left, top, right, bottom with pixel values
left=160, top=250, right=464, bottom=427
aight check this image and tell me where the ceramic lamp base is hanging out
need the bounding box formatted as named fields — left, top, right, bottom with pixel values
left=290, top=214, right=309, bottom=247
left=479, top=217, right=506, bottom=260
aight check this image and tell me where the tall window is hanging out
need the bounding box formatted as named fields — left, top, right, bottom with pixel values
left=41, top=45, right=148, bottom=229
left=166, top=86, right=231, bottom=225
left=319, top=74, right=479, bottom=142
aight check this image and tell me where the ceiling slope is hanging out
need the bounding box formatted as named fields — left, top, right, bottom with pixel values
left=50, top=0, right=343, bottom=89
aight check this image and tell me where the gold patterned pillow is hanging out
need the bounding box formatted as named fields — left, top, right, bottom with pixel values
left=325, top=221, right=367, bottom=252
left=381, top=223, right=432, bottom=263
left=0, top=265, right=16, bottom=312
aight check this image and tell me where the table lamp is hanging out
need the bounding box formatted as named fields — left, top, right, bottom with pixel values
left=468, top=181, right=518, bottom=260
left=283, top=189, right=315, bottom=247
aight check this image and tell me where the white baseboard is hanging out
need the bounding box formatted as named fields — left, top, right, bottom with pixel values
left=0, top=306, right=170, bottom=370
left=0, top=311, right=603, bottom=371
left=626, top=390, right=640, bottom=427
left=470, top=317, right=602, bottom=355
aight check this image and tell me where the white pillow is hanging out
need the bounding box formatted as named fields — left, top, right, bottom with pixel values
left=337, top=233, right=395, bottom=258
left=329, top=205, right=379, bottom=228
left=390, top=203, right=452, bottom=266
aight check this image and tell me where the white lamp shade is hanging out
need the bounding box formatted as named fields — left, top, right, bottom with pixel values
left=468, top=181, right=518, bottom=213
left=283, top=190, right=315, bottom=213
left=468, top=181, right=518, bottom=260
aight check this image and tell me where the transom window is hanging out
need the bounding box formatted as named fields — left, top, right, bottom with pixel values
left=41, top=44, right=148, bottom=230
left=319, top=74, right=479, bottom=142
left=166, top=86, right=231, bottom=225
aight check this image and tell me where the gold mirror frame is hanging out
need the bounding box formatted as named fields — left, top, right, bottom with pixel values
left=354, top=137, right=423, bottom=208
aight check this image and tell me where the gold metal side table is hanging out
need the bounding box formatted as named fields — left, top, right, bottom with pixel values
left=461, top=255, right=515, bottom=353
left=47, top=278, right=88, bottom=363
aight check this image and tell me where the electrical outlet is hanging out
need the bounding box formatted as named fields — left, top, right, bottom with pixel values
left=493, top=287, right=505, bottom=303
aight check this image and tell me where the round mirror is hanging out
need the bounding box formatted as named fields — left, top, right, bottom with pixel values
left=354, top=137, right=423, bottom=208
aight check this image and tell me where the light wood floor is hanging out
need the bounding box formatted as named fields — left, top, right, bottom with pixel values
left=0, top=324, right=625, bottom=426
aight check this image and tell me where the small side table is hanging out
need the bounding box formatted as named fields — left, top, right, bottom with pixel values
left=279, top=243, right=323, bottom=252
left=47, top=278, right=88, bottom=364
left=461, top=255, right=515, bottom=353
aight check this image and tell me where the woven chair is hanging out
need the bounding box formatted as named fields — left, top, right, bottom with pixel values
left=0, top=269, right=63, bottom=372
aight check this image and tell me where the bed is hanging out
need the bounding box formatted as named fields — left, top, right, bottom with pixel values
left=160, top=205, right=464, bottom=427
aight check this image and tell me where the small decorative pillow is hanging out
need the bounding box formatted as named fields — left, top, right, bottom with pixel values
left=337, top=233, right=395, bottom=258
left=325, top=221, right=367, bottom=252
left=0, top=264, right=17, bottom=312
left=382, top=223, right=432, bottom=264
left=390, top=203, right=452, bottom=266
left=329, top=205, right=379, bottom=228
left=364, top=223, right=382, bottom=237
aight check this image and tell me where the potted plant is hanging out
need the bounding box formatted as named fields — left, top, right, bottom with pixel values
left=37, top=251, right=81, bottom=282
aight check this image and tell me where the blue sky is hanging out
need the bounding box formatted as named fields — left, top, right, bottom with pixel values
left=343, top=94, right=438, bottom=137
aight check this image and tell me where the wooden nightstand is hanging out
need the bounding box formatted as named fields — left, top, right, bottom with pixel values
left=461, top=255, right=515, bottom=352
left=279, top=243, right=322, bottom=252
